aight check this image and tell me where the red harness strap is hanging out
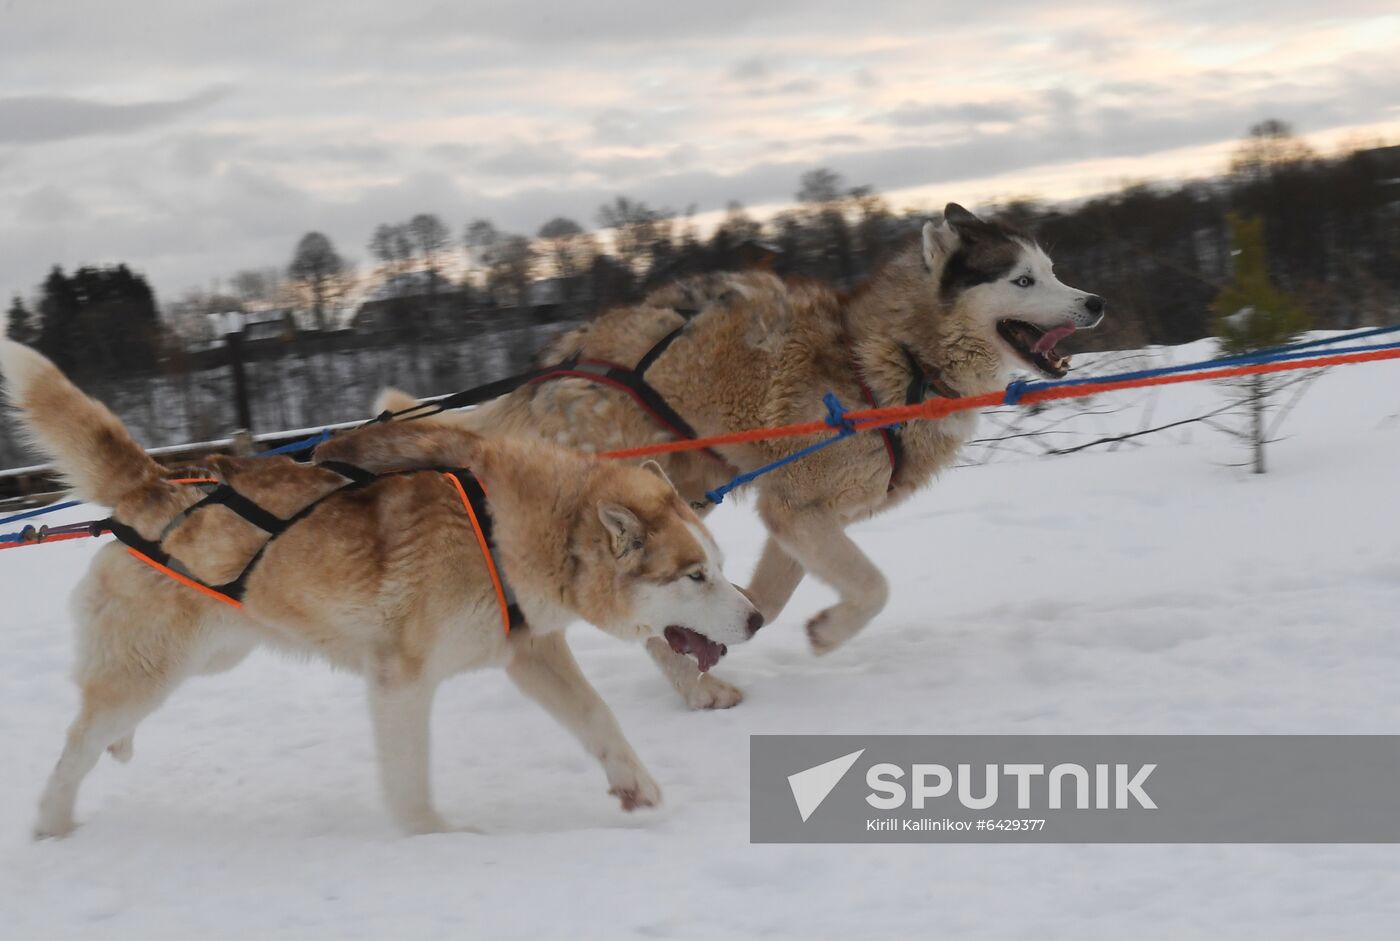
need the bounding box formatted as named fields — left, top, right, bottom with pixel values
left=854, top=348, right=962, bottom=493
left=525, top=309, right=729, bottom=465
left=857, top=380, right=903, bottom=492
left=532, top=361, right=700, bottom=442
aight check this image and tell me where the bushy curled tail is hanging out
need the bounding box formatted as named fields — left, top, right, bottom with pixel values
left=0, top=340, right=162, bottom=506
left=371, top=385, right=504, bottom=435
left=312, top=421, right=485, bottom=474
left=372, top=387, right=419, bottom=417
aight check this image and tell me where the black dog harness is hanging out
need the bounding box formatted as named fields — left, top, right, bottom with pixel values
left=855, top=346, right=961, bottom=491
left=388, top=307, right=726, bottom=464
left=100, top=463, right=524, bottom=634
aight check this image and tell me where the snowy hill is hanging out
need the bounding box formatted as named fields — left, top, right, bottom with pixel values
left=3, top=338, right=1400, bottom=939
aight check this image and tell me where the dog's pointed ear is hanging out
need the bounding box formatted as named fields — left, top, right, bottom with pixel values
left=598, top=501, right=645, bottom=556
left=922, top=220, right=957, bottom=270
left=640, top=459, right=676, bottom=492
left=942, top=202, right=992, bottom=242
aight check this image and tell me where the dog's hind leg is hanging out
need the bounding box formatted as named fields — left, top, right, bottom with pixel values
left=644, top=637, right=744, bottom=710
left=101, top=632, right=254, bottom=767
left=37, top=698, right=160, bottom=839
left=507, top=631, right=661, bottom=811
left=33, top=584, right=201, bottom=839
left=760, top=501, right=889, bottom=655
left=367, top=657, right=447, bottom=835
left=35, top=684, right=169, bottom=839
left=744, top=536, right=806, bottom=623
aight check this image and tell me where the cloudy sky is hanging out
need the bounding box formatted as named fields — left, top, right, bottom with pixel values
left=2, top=1, right=1398, bottom=305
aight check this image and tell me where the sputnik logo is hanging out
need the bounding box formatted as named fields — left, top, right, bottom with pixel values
left=787, top=749, right=865, bottom=822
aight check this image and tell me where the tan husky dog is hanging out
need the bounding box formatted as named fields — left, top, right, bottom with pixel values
left=378, top=204, right=1105, bottom=711
left=0, top=339, right=761, bottom=838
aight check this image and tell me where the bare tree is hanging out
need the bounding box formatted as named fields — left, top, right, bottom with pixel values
left=597, top=196, right=671, bottom=277
left=718, top=201, right=762, bottom=243
left=794, top=167, right=857, bottom=283
left=492, top=235, right=536, bottom=306
left=368, top=224, right=399, bottom=270
left=797, top=168, right=844, bottom=205
left=229, top=267, right=283, bottom=309
left=391, top=225, right=413, bottom=273
left=164, top=287, right=243, bottom=345
left=464, top=218, right=502, bottom=274
left=537, top=216, right=596, bottom=296
left=1229, top=119, right=1316, bottom=183
left=708, top=201, right=765, bottom=271
left=407, top=213, right=450, bottom=292
left=288, top=231, right=346, bottom=331
left=849, top=185, right=893, bottom=273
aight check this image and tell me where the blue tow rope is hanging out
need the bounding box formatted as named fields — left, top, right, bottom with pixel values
left=703, top=393, right=863, bottom=505
left=258, top=428, right=332, bottom=456
left=1, top=500, right=83, bottom=528
left=1000, top=323, right=1400, bottom=404
left=701, top=322, right=1400, bottom=503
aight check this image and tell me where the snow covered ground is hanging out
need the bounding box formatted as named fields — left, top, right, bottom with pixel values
left=3, top=338, right=1400, bottom=939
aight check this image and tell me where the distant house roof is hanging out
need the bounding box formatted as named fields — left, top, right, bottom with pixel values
left=243, top=310, right=296, bottom=341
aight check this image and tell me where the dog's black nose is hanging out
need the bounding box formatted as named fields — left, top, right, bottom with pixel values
left=746, top=611, right=765, bottom=636
left=1084, top=294, right=1104, bottom=315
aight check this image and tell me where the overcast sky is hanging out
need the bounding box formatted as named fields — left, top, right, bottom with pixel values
left=2, top=1, right=1398, bottom=305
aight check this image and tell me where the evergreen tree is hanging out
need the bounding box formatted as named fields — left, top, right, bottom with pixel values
left=1212, top=213, right=1311, bottom=474
left=32, top=264, right=161, bottom=373
left=36, top=266, right=81, bottom=370
left=1213, top=214, right=1309, bottom=353
left=5, top=295, right=37, bottom=345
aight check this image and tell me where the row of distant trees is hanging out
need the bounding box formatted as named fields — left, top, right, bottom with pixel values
left=1008, top=121, right=1398, bottom=350
left=7, top=121, right=1398, bottom=376
left=150, top=173, right=910, bottom=346
left=357, top=176, right=901, bottom=309
left=266, top=120, right=1399, bottom=351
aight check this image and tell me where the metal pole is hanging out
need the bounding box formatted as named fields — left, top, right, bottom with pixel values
left=223, top=312, right=252, bottom=434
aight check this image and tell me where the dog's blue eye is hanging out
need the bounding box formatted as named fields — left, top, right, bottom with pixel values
left=1014, top=275, right=1034, bottom=287
left=687, top=571, right=706, bottom=583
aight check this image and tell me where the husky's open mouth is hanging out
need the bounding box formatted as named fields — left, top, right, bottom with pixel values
left=996, top=319, right=1075, bottom=379
left=664, top=625, right=727, bottom=672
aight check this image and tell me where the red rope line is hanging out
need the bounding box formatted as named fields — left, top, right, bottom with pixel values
left=600, top=345, right=1400, bottom=461
left=0, top=529, right=108, bottom=551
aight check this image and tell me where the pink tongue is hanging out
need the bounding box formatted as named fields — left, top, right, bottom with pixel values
left=1033, top=324, right=1076, bottom=354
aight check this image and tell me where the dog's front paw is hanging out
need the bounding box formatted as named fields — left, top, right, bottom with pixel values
left=806, top=605, right=869, bottom=655
left=32, top=816, right=77, bottom=841
left=608, top=765, right=662, bottom=812
left=395, top=809, right=453, bottom=836
left=683, top=673, right=745, bottom=710
left=108, top=735, right=134, bottom=764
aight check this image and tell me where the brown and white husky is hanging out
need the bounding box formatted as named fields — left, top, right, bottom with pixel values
left=0, top=339, right=760, bottom=837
